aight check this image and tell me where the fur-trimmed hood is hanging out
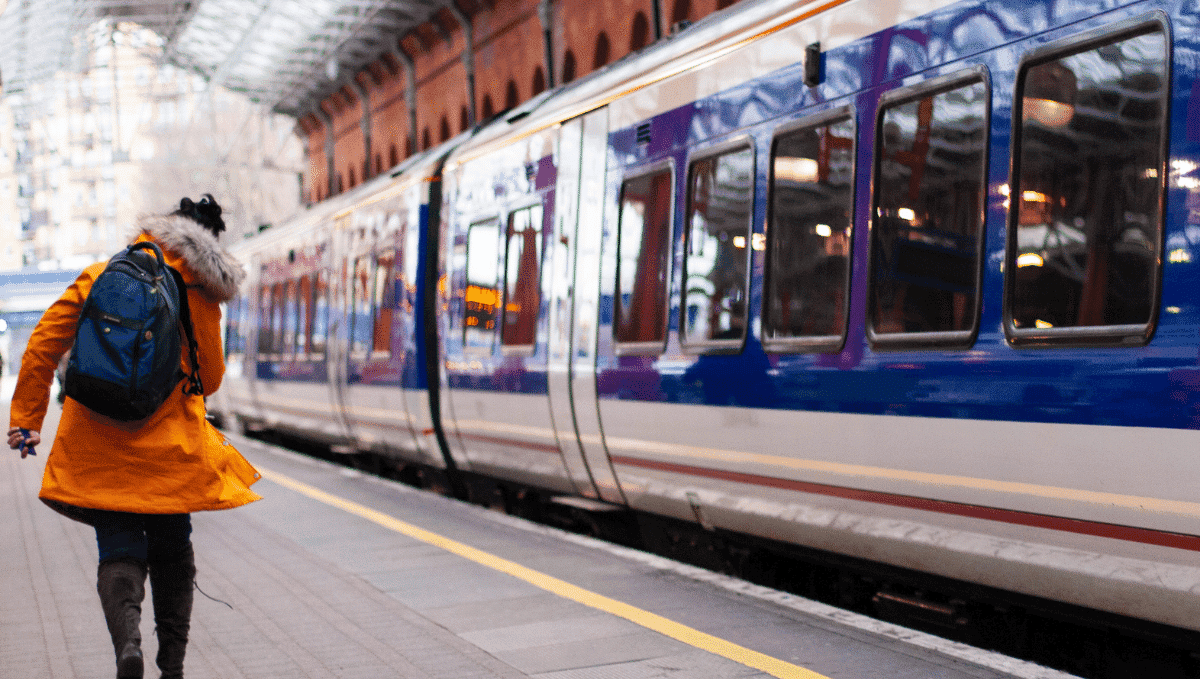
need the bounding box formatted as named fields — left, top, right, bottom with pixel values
left=133, top=213, right=244, bottom=302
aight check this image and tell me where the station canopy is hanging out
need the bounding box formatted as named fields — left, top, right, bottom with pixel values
left=0, top=0, right=452, bottom=117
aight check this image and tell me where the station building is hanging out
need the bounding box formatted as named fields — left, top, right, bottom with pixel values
left=296, top=0, right=741, bottom=204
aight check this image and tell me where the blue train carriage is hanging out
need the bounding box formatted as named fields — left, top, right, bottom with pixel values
left=587, top=0, right=1199, bottom=632
left=212, top=0, right=1200, bottom=637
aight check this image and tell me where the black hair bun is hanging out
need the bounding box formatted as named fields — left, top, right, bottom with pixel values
left=176, top=193, right=225, bottom=235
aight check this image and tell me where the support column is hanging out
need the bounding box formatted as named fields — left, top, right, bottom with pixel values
left=538, top=0, right=555, bottom=89
left=295, top=118, right=312, bottom=203
left=392, top=47, right=420, bottom=156
left=446, top=3, right=477, bottom=126
left=314, top=107, right=336, bottom=197
left=349, top=78, right=372, bottom=180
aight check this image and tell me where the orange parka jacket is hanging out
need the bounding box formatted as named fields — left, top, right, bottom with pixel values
left=10, top=213, right=262, bottom=516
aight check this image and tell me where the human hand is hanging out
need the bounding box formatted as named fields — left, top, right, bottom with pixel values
left=7, top=427, right=39, bottom=458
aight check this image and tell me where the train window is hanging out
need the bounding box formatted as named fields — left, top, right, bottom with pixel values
left=465, top=218, right=502, bottom=353
left=763, top=109, right=855, bottom=353
left=298, top=275, right=312, bottom=356
left=373, top=250, right=395, bottom=354
left=350, top=256, right=373, bottom=357
left=282, top=280, right=298, bottom=358
left=224, top=296, right=242, bottom=357
left=869, top=69, right=989, bottom=349
left=403, top=215, right=421, bottom=297
left=256, top=285, right=272, bottom=355
left=681, top=143, right=754, bottom=351
left=614, top=167, right=673, bottom=353
left=501, top=205, right=544, bottom=350
left=271, top=283, right=285, bottom=355
left=1007, top=19, right=1167, bottom=346
left=311, top=271, right=329, bottom=354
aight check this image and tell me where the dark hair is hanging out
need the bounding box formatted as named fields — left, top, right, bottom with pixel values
left=173, top=194, right=225, bottom=236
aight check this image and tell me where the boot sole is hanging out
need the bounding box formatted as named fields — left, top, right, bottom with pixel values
left=117, top=648, right=143, bottom=678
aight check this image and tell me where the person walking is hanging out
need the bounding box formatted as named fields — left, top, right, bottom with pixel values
left=8, top=195, right=262, bottom=679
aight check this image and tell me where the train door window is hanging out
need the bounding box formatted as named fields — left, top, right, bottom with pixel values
left=869, top=69, right=989, bottom=349
left=682, top=144, right=754, bottom=352
left=465, top=218, right=501, bottom=353
left=223, top=297, right=235, bottom=355
left=403, top=212, right=421, bottom=300
left=350, top=256, right=373, bottom=357
left=225, top=296, right=246, bottom=357
left=501, top=205, right=544, bottom=351
left=282, top=279, right=298, bottom=359
left=271, top=283, right=285, bottom=356
left=763, top=109, right=855, bottom=353
left=297, top=275, right=312, bottom=356
left=311, top=271, right=329, bottom=354
left=614, top=166, right=674, bottom=352
left=373, top=250, right=395, bottom=355
left=256, top=285, right=272, bottom=355
left=1006, top=19, right=1167, bottom=346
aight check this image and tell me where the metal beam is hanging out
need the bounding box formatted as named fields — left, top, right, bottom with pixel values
left=446, top=2, right=475, bottom=126
left=314, top=106, right=337, bottom=198
left=538, top=0, right=555, bottom=89
left=390, top=46, right=419, bottom=158
left=348, top=77, right=373, bottom=181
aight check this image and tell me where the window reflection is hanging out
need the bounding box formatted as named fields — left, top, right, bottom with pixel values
left=283, top=279, right=298, bottom=357
left=271, top=283, right=284, bottom=354
left=683, top=147, right=754, bottom=346
left=764, top=114, right=854, bottom=350
left=872, top=76, right=988, bottom=340
left=1010, top=28, right=1165, bottom=335
left=350, top=257, right=373, bottom=356
left=615, top=169, right=673, bottom=348
left=298, top=275, right=312, bottom=356
left=225, top=296, right=245, bottom=357
left=373, top=252, right=395, bottom=354
left=465, top=219, right=501, bottom=352
left=502, top=206, right=544, bottom=348
left=257, top=286, right=272, bottom=355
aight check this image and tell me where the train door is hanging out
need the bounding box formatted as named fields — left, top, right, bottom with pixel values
left=237, top=256, right=268, bottom=426
left=342, top=202, right=423, bottom=458
left=547, top=107, right=625, bottom=503
left=324, top=217, right=356, bottom=447
left=399, top=193, right=433, bottom=459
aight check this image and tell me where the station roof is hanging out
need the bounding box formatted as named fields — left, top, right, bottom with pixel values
left=0, top=0, right=451, bottom=117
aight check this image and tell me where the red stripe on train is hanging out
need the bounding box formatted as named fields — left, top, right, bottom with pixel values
left=610, top=455, right=1200, bottom=552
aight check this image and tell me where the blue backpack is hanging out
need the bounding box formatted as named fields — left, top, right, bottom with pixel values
left=64, top=241, right=203, bottom=421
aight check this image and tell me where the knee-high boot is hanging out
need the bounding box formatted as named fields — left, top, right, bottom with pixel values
left=149, top=544, right=195, bottom=679
left=97, top=557, right=147, bottom=679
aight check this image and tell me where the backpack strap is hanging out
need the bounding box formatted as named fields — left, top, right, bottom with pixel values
left=167, top=266, right=204, bottom=397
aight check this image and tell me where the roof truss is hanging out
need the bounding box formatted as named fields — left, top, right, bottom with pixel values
left=0, top=0, right=451, bottom=117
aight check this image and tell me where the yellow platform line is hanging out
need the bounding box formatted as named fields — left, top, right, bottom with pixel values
left=258, top=466, right=830, bottom=679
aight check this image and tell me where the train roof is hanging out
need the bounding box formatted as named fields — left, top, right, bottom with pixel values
left=442, top=0, right=993, bottom=172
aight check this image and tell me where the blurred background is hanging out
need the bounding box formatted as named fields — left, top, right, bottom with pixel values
left=0, top=0, right=724, bottom=381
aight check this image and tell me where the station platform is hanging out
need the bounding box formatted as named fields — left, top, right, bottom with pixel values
left=2, top=401, right=1080, bottom=679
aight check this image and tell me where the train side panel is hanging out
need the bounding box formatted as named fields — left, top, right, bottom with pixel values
left=593, top=0, right=1200, bottom=630
left=213, top=0, right=1200, bottom=636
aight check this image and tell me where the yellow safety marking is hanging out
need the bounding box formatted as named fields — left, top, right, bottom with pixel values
left=257, top=466, right=830, bottom=679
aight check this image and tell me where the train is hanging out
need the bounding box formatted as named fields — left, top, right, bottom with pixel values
left=210, top=0, right=1200, bottom=652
